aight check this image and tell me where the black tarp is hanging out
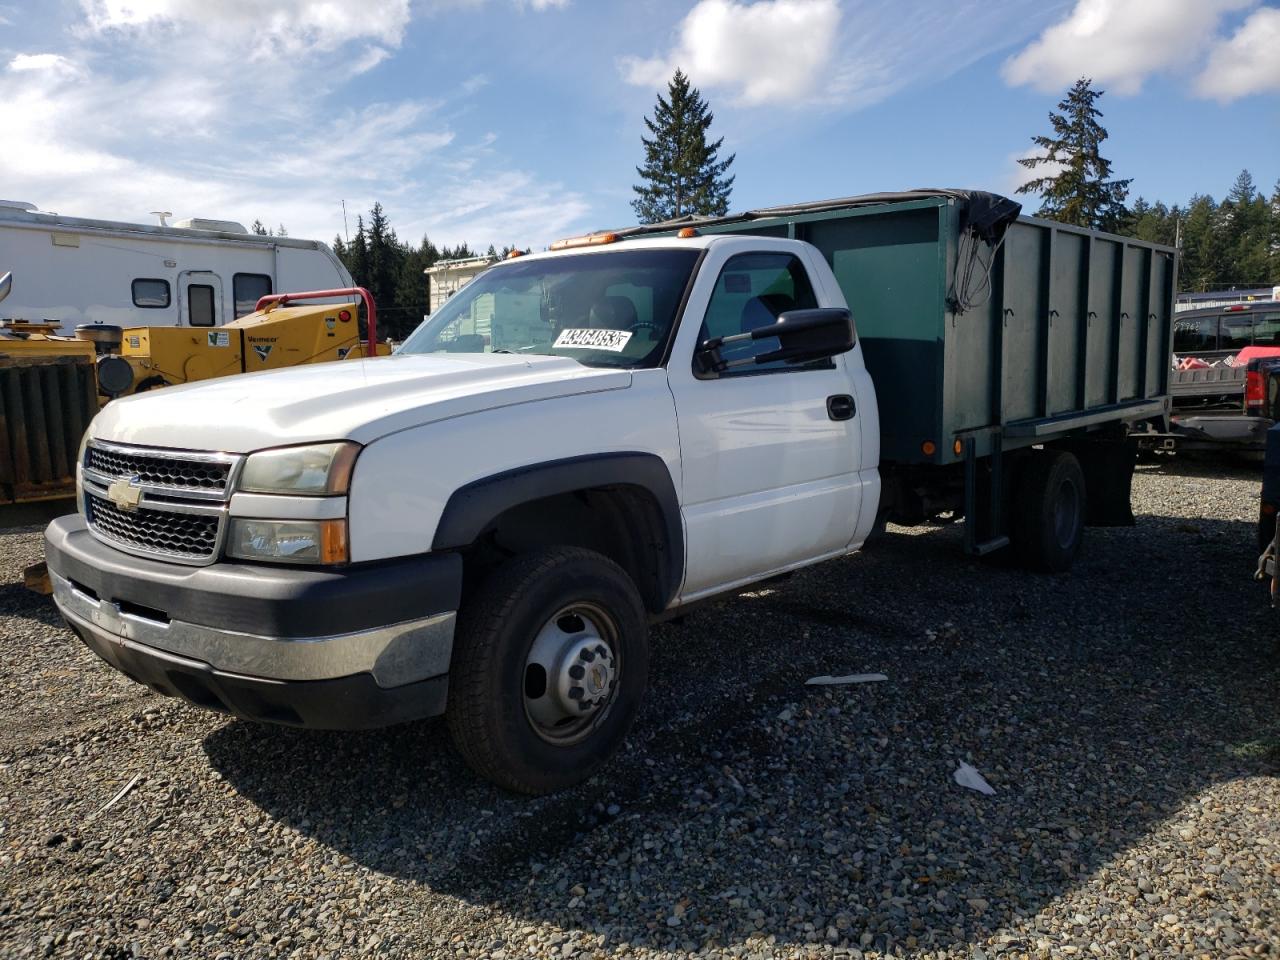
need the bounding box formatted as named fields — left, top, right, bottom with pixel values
left=614, top=188, right=1023, bottom=246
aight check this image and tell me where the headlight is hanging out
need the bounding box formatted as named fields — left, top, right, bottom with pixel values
left=238, top=441, right=360, bottom=496
left=227, top=518, right=349, bottom=564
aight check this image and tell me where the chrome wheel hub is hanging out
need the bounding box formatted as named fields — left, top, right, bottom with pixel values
left=524, top=604, right=619, bottom=745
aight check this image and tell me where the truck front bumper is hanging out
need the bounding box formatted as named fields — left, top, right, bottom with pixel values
left=44, top=515, right=461, bottom=729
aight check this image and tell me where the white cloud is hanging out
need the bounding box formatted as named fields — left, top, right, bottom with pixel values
left=7, top=53, right=85, bottom=78
left=0, top=2, right=590, bottom=248
left=79, top=0, right=413, bottom=58
left=1196, top=6, right=1280, bottom=101
left=621, top=0, right=840, bottom=106
left=623, top=0, right=1055, bottom=111
left=1003, top=0, right=1256, bottom=95
left=523, top=0, right=569, bottom=8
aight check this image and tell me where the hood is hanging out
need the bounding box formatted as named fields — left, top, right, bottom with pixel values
left=91, top=353, right=632, bottom=452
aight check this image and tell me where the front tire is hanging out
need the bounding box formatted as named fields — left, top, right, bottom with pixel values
left=446, top=547, right=649, bottom=795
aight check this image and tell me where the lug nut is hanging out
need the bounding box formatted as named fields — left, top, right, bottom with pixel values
left=568, top=686, right=584, bottom=700
left=569, top=664, right=585, bottom=680
left=581, top=649, right=595, bottom=662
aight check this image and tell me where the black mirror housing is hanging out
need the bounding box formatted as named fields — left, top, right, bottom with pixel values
left=751, top=307, right=855, bottom=364
left=696, top=307, right=855, bottom=374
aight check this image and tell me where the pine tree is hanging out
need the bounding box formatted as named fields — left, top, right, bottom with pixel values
left=250, top=219, right=268, bottom=236
left=1017, top=77, right=1132, bottom=231
left=1270, top=180, right=1280, bottom=284
left=395, top=236, right=440, bottom=333
left=1219, top=170, right=1271, bottom=284
left=365, top=203, right=404, bottom=315
left=348, top=215, right=369, bottom=288
left=1179, top=196, right=1227, bottom=292
left=632, top=69, right=735, bottom=223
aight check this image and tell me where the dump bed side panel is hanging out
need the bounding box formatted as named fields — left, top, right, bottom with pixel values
left=943, top=219, right=1173, bottom=461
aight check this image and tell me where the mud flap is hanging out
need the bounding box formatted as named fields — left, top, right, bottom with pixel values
left=1060, top=437, right=1137, bottom=527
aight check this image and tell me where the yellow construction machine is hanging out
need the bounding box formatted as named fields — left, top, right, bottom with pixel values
left=1, top=282, right=389, bottom=526
left=118, top=286, right=389, bottom=393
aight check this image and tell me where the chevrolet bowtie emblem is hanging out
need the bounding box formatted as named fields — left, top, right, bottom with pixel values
left=106, top=476, right=143, bottom=512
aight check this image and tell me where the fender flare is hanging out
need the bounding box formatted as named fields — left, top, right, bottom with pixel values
left=432, top=452, right=684, bottom=607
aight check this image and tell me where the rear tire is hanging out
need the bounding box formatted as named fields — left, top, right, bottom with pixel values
left=446, top=547, right=649, bottom=795
left=1010, top=450, right=1086, bottom=573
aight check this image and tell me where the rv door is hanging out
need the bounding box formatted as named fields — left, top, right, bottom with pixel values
left=178, top=271, right=223, bottom=327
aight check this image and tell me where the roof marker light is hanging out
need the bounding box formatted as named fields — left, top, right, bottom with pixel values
left=677, top=227, right=700, bottom=238
left=549, top=232, right=619, bottom=251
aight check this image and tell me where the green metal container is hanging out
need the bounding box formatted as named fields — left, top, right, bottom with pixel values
left=637, top=192, right=1177, bottom=467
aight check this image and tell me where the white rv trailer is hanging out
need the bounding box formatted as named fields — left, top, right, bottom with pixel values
left=0, top=201, right=353, bottom=334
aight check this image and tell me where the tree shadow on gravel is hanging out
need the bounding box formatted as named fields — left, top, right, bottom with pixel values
left=0, top=581, right=66, bottom=628
left=1136, top=454, right=1261, bottom=481
left=205, top=512, right=1280, bottom=955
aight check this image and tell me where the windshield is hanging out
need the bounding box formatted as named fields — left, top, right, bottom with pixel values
left=399, top=248, right=701, bottom=368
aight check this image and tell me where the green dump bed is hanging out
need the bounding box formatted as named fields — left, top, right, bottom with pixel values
left=636, top=191, right=1177, bottom=467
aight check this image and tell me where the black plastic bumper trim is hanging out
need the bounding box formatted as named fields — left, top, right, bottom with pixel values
left=45, top=514, right=461, bottom=639
left=66, top=616, right=447, bottom=729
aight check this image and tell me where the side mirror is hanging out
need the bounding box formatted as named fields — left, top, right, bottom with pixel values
left=696, top=307, right=855, bottom=374
left=0, top=272, right=10, bottom=305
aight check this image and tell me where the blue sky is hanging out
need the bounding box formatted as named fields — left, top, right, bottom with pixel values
left=2, top=0, right=1277, bottom=250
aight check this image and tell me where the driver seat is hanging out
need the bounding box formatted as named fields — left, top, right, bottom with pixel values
left=589, top=295, right=637, bottom=330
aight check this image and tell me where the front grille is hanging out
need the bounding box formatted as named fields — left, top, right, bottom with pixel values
left=86, top=445, right=231, bottom=493
left=86, top=492, right=221, bottom=561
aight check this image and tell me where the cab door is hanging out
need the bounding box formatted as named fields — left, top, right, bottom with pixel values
left=666, top=239, right=863, bottom=601
left=179, top=271, right=223, bottom=328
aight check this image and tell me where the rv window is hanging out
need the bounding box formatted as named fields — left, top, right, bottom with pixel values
left=132, top=278, right=170, bottom=309
left=188, top=284, right=216, bottom=327
left=233, top=273, right=272, bottom=318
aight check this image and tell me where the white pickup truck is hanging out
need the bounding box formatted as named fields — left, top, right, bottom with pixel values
left=44, top=192, right=1174, bottom=793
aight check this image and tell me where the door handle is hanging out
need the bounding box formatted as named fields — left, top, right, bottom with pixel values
left=827, top=394, right=855, bottom=421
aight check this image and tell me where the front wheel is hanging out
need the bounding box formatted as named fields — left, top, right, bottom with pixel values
left=446, top=547, right=649, bottom=795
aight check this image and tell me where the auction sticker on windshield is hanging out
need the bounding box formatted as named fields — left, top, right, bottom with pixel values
left=553, top=328, right=633, bottom=352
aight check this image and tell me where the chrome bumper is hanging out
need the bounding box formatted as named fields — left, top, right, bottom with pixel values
left=51, top=569, right=455, bottom=688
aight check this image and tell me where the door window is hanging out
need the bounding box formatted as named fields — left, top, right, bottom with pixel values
left=233, top=273, right=272, bottom=318
left=697, top=252, right=818, bottom=375
left=188, top=284, right=216, bottom=327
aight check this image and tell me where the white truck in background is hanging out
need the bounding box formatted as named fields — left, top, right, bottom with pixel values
left=0, top=201, right=351, bottom=334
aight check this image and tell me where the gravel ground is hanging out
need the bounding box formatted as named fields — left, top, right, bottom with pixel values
left=1, top=458, right=1277, bottom=960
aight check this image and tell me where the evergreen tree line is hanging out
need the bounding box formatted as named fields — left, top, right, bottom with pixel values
left=1122, top=172, right=1278, bottom=292
left=331, top=203, right=523, bottom=340
left=1016, top=77, right=1277, bottom=292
